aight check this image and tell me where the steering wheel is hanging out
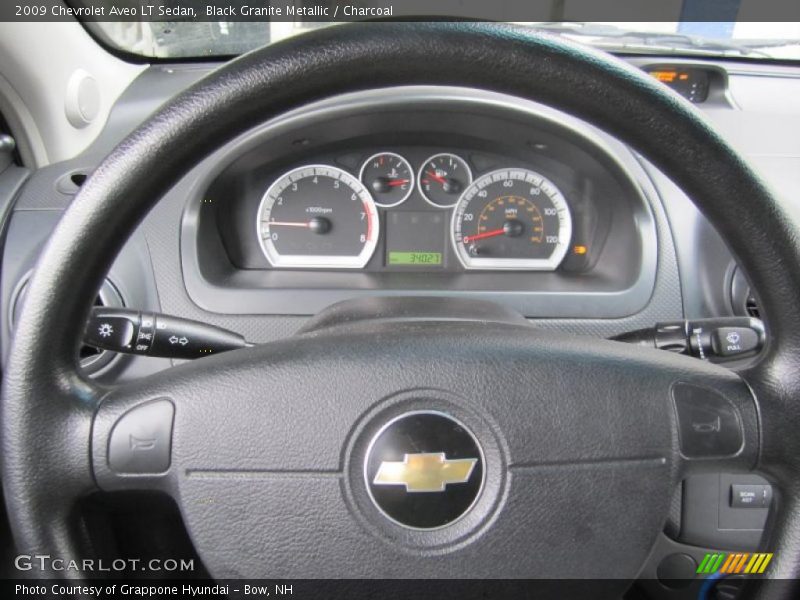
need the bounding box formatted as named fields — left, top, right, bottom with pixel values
left=3, top=23, right=799, bottom=597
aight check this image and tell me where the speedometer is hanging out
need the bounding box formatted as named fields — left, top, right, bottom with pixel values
left=451, top=168, right=572, bottom=270
left=257, top=165, right=379, bottom=269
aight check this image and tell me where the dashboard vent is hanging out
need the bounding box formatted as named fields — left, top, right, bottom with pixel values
left=729, top=265, right=762, bottom=321
left=745, top=296, right=760, bottom=320
left=10, top=275, right=124, bottom=375
left=55, top=170, right=90, bottom=195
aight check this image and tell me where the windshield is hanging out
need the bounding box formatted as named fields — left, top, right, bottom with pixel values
left=79, top=16, right=800, bottom=61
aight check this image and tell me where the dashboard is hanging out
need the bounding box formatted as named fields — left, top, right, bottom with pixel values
left=2, top=57, right=798, bottom=353
left=218, top=63, right=732, bottom=281
left=189, top=88, right=655, bottom=317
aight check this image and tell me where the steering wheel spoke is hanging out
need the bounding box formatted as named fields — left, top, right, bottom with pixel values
left=670, top=373, right=760, bottom=477
left=91, top=382, right=178, bottom=494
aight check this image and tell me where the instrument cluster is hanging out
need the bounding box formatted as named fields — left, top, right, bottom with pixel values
left=256, top=150, right=580, bottom=272
left=189, top=89, right=651, bottom=316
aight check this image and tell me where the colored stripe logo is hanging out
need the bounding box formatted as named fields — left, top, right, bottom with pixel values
left=697, top=552, right=773, bottom=574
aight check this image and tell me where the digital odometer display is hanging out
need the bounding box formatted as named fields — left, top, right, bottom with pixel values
left=385, top=211, right=446, bottom=269
left=388, top=252, right=443, bottom=266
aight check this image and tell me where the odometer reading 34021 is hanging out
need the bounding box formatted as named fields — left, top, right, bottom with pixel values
left=388, top=251, right=443, bottom=266
left=257, top=165, right=379, bottom=268
left=451, top=168, right=573, bottom=270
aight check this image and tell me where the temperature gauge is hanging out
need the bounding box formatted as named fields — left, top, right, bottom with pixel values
left=359, top=152, right=414, bottom=208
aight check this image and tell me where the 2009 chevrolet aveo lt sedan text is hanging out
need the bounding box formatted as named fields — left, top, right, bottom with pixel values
left=0, top=7, right=799, bottom=600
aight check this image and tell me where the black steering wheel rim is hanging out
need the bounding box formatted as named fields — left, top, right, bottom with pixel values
left=3, top=22, right=800, bottom=594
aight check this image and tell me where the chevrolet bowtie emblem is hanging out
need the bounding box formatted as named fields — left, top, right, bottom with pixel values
left=365, top=412, right=484, bottom=528
left=373, top=452, right=478, bottom=493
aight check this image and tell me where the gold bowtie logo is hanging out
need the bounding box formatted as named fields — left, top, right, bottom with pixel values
left=373, top=452, right=478, bottom=493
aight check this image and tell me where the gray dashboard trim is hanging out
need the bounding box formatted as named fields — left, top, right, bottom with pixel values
left=7, top=74, right=685, bottom=344
left=179, top=87, right=663, bottom=319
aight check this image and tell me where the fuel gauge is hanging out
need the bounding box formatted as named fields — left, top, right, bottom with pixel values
left=359, top=152, right=414, bottom=208
left=418, top=153, right=473, bottom=208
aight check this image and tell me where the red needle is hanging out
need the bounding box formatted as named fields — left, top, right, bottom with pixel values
left=463, top=228, right=505, bottom=244
left=426, top=170, right=447, bottom=185
left=387, top=179, right=410, bottom=187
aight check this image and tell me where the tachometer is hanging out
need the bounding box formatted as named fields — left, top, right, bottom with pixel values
left=451, top=168, right=572, bottom=270
left=257, top=165, right=379, bottom=268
